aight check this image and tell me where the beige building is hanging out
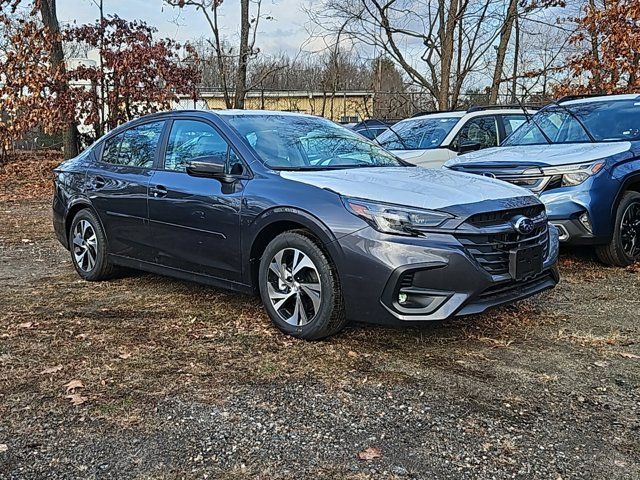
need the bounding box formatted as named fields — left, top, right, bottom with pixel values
left=178, top=90, right=374, bottom=122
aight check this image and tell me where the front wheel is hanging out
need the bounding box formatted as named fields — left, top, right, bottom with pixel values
left=595, top=191, right=640, bottom=267
left=258, top=231, right=347, bottom=340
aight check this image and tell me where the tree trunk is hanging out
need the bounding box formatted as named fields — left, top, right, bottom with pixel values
left=510, top=14, right=519, bottom=104
left=233, top=0, right=250, bottom=109
left=437, top=0, right=459, bottom=110
left=587, top=0, right=603, bottom=90
left=39, top=0, right=79, bottom=158
left=489, top=0, right=518, bottom=104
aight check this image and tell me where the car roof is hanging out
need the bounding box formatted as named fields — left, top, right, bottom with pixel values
left=559, top=93, right=640, bottom=106
left=214, top=109, right=318, bottom=118
left=402, top=108, right=534, bottom=123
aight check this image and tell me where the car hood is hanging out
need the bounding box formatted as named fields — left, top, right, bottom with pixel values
left=445, top=142, right=631, bottom=169
left=280, top=167, right=534, bottom=211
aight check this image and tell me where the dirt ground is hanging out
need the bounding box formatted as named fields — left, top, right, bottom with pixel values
left=0, top=154, right=639, bottom=479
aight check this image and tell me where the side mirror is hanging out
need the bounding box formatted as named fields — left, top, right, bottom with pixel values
left=186, top=156, right=234, bottom=183
left=458, top=141, right=482, bottom=154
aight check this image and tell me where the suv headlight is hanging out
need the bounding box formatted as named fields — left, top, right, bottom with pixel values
left=542, top=161, right=605, bottom=187
left=342, top=197, right=454, bottom=235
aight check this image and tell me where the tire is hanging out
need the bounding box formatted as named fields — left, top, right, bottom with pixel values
left=68, top=208, right=116, bottom=281
left=595, top=191, right=640, bottom=267
left=258, top=230, right=347, bottom=340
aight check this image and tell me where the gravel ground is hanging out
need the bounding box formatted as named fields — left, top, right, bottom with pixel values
left=0, top=200, right=639, bottom=480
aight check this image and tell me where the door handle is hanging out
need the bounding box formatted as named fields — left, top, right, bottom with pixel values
left=150, top=185, right=168, bottom=198
left=91, top=176, right=106, bottom=190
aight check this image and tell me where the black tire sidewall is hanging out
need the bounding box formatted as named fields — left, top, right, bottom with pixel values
left=259, top=232, right=339, bottom=339
left=69, top=209, right=110, bottom=281
left=614, top=192, right=640, bottom=265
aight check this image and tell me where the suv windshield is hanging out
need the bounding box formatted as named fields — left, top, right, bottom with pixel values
left=504, top=99, right=640, bottom=145
left=376, top=117, right=460, bottom=150
left=223, top=114, right=404, bottom=170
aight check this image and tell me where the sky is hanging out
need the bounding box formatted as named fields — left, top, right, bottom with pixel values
left=55, top=0, right=319, bottom=56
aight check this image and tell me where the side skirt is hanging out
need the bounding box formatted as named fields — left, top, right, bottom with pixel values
left=108, top=254, right=255, bottom=295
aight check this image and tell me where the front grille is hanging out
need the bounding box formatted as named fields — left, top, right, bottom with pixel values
left=467, top=204, right=545, bottom=228
left=457, top=208, right=549, bottom=276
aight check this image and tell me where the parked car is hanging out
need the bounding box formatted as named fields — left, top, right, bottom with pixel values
left=53, top=110, right=559, bottom=339
left=351, top=119, right=392, bottom=140
left=445, top=94, right=640, bottom=266
left=376, top=106, right=533, bottom=168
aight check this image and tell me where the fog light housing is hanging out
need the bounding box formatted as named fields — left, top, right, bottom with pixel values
left=579, top=212, right=593, bottom=234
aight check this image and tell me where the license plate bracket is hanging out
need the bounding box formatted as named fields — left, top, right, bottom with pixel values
left=509, top=245, right=543, bottom=280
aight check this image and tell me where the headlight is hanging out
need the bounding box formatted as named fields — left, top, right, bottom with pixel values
left=542, top=161, right=605, bottom=187
left=342, top=197, right=454, bottom=235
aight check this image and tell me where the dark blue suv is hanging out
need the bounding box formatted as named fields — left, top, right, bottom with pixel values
left=446, top=94, right=640, bottom=266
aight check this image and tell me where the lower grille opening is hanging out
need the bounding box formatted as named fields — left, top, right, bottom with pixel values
left=478, top=271, right=554, bottom=300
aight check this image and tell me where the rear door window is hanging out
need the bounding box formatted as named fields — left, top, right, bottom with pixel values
left=503, top=115, right=527, bottom=137
left=101, top=121, right=165, bottom=168
left=454, top=116, right=498, bottom=149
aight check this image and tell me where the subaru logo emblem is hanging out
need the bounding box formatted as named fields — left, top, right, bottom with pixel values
left=481, top=172, right=496, bottom=179
left=513, top=216, right=535, bottom=235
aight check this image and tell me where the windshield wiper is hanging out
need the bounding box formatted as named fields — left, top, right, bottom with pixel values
left=548, top=101, right=596, bottom=142
left=516, top=98, right=553, bottom=144
left=380, top=123, right=410, bottom=150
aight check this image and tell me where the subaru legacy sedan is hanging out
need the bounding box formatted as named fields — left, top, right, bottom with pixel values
left=53, top=110, right=559, bottom=339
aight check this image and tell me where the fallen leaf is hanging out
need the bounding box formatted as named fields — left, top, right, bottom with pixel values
left=593, top=361, right=608, bottom=368
left=118, top=352, right=131, bottom=359
left=64, top=380, right=84, bottom=393
left=65, top=394, right=88, bottom=406
left=17, top=322, right=33, bottom=329
left=40, top=365, right=63, bottom=375
left=347, top=351, right=358, bottom=358
left=0, top=444, right=7, bottom=453
left=618, top=352, right=640, bottom=359
left=358, top=447, right=382, bottom=461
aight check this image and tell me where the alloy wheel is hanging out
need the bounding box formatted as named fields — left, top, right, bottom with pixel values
left=266, top=248, right=322, bottom=326
left=620, top=201, right=640, bottom=258
left=72, top=219, right=98, bottom=272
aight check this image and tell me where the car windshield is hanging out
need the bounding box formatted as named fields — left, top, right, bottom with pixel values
left=376, top=117, right=460, bottom=150
left=223, top=114, right=404, bottom=170
left=504, top=99, right=640, bottom=145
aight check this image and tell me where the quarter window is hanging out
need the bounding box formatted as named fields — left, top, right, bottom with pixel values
left=164, top=120, right=230, bottom=172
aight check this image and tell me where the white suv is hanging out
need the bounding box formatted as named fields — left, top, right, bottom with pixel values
left=376, top=106, right=535, bottom=168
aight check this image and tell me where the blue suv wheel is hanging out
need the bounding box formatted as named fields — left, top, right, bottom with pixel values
left=596, top=191, right=640, bottom=266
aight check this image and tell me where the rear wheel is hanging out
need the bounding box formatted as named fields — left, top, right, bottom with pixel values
left=69, top=209, right=116, bottom=281
left=596, top=191, right=640, bottom=267
left=258, top=231, right=347, bottom=340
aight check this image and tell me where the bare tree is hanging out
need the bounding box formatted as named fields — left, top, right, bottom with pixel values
left=38, top=0, right=79, bottom=157
left=311, top=0, right=512, bottom=110
left=489, top=0, right=518, bottom=103
left=167, top=0, right=270, bottom=108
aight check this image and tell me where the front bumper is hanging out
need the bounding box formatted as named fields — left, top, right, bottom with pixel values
left=540, top=187, right=611, bottom=245
left=336, top=225, right=559, bottom=325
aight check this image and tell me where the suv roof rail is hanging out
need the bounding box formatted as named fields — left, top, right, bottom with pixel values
left=556, top=94, right=605, bottom=103
left=410, top=110, right=463, bottom=118
left=466, top=104, right=533, bottom=113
